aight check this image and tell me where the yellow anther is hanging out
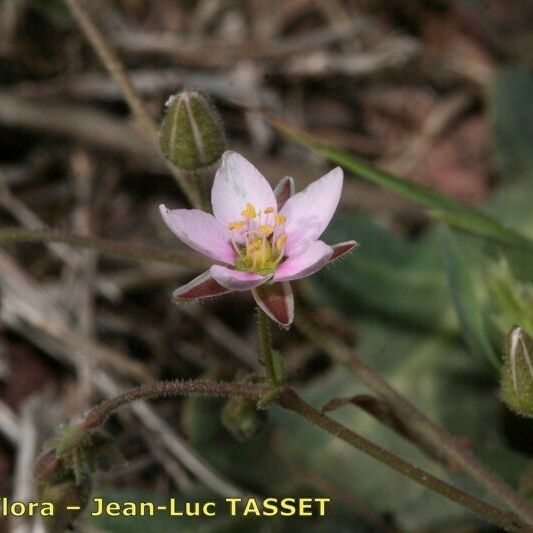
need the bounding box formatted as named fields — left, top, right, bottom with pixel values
left=258, top=224, right=273, bottom=235
left=275, top=234, right=287, bottom=251
left=275, top=214, right=286, bottom=225
left=241, top=203, right=257, bottom=219
left=228, top=221, right=246, bottom=231
left=264, top=207, right=274, bottom=214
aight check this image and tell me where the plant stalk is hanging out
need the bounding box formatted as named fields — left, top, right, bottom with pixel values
left=278, top=387, right=527, bottom=532
left=258, top=307, right=280, bottom=388
left=296, top=313, right=533, bottom=526
left=77, top=377, right=527, bottom=530
left=82, top=379, right=268, bottom=429
left=8, top=224, right=532, bottom=525
left=190, top=170, right=211, bottom=212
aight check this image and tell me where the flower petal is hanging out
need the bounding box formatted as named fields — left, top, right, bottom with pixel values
left=274, top=176, right=295, bottom=210
left=210, top=264, right=269, bottom=291
left=280, top=167, right=343, bottom=256
left=173, top=270, right=230, bottom=301
left=328, top=240, right=359, bottom=263
left=211, top=151, right=277, bottom=226
left=159, top=205, right=235, bottom=264
left=273, top=240, right=333, bottom=282
left=253, top=282, right=294, bottom=326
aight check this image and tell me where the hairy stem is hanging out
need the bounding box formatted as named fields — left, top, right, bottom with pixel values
left=78, top=377, right=526, bottom=529
left=296, top=313, right=533, bottom=526
left=190, top=170, right=211, bottom=212
left=9, top=224, right=530, bottom=524
left=279, top=387, right=527, bottom=532
left=83, top=379, right=268, bottom=429
left=257, top=307, right=279, bottom=388
left=0, top=227, right=208, bottom=268
left=63, top=0, right=200, bottom=207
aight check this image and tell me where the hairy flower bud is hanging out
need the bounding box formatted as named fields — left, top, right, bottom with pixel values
left=222, top=395, right=267, bottom=442
left=38, top=473, right=92, bottom=532
left=34, top=425, right=123, bottom=531
left=160, top=90, right=226, bottom=171
left=501, top=326, right=533, bottom=416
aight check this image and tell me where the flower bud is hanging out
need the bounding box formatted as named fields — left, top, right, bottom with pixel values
left=501, top=326, right=533, bottom=416
left=34, top=425, right=123, bottom=531
left=159, top=90, right=226, bottom=171
left=38, top=474, right=92, bottom=532
left=222, top=396, right=267, bottom=442
left=35, top=444, right=92, bottom=532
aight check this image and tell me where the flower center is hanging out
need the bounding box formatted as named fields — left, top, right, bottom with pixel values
left=228, top=203, right=287, bottom=275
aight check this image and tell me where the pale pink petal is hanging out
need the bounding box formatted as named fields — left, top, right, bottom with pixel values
left=253, top=282, right=294, bottom=326
left=210, top=264, right=270, bottom=291
left=160, top=205, right=235, bottom=264
left=328, top=240, right=359, bottom=263
left=273, top=240, right=333, bottom=282
left=280, top=167, right=343, bottom=256
left=173, top=270, right=230, bottom=301
left=274, top=176, right=295, bottom=210
left=211, top=151, right=277, bottom=226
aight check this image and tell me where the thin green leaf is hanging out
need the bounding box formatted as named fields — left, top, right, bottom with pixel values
left=431, top=210, right=533, bottom=254
left=441, top=227, right=498, bottom=369
left=270, top=118, right=533, bottom=255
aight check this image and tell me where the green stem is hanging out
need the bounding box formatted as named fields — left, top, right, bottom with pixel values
left=82, top=379, right=268, bottom=429
left=191, top=170, right=211, bottom=212
left=258, top=307, right=279, bottom=388
left=59, top=376, right=528, bottom=530
left=296, top=313, right=533, bottom=526
left=278, top=387, right=528, bottom=532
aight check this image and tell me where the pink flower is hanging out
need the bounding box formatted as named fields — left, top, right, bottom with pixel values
left=160, top=151, right=357, bottom=326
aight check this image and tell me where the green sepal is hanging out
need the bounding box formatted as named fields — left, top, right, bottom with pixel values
left=501, top=326, right=533, bottom=416
left=221, top=396, right=268, bottom=442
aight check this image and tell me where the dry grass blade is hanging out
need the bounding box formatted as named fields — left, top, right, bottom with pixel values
left=0, top=399, right=21, bottom=445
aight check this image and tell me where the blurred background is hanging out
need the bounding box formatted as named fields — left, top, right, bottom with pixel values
left=0, top=0, right=532, bottom=531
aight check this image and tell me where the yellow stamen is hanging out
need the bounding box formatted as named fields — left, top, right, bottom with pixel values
left=230, top=238, right=241, bottom=255
left=258, top=224, right=273, bottom=235
left=233, top=201, right=286, bottom=274
left=228, top=221, right=246, bottom=231
left=246, top=237, right=272, bottom=269
left=275, top=234, right=287, bottom=252
left=241, top=203, right=257, bottom=219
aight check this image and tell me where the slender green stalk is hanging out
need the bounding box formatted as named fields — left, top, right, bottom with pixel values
left=75, top=376, right=527, bottom=529
left=63, top=0, right=200, bottom=207
left=296, top=313, right=533, bottom=526
left=0, top=227, right=208, bottom=268
left=257, top=307, right=279, bottom=388
left=8, top=225, right=531, bottom=524
left=278, top=387, right=528, bottom=532
left=190, top=170, right=211, bottom=212
left=83, top=379, right=268, bottom=429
